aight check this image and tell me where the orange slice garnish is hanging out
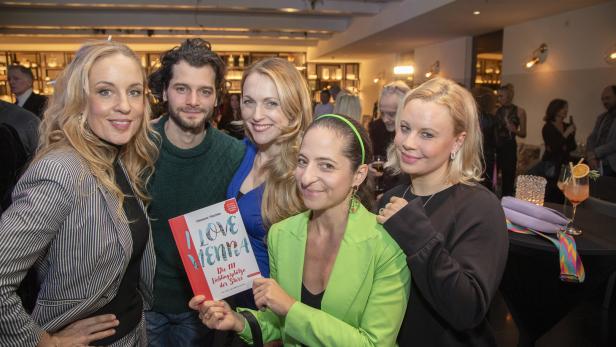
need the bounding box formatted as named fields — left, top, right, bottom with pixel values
left=572, top=163, right=590, bottom=178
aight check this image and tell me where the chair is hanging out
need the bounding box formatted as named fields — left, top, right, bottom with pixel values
left=585, top=197, right=616, bottom=309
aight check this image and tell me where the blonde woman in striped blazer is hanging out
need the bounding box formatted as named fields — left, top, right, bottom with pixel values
left=0, top=40, right=158, bottom=346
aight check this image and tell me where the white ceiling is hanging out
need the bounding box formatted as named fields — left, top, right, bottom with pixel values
left=0, top=0, right=610, bottom=57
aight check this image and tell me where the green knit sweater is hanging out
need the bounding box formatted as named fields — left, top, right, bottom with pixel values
left=149, top=117, right=245, bottom=313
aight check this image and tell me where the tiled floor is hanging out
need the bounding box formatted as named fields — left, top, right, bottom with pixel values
left=489, top=288, right=616, bottom=346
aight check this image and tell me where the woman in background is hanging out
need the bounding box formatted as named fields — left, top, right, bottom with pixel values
left=541, top=98, right=576, bottom=202
left=0, top=40, right=158, bottom=346
left=219, top=93, right=245, bottom=139
left=378, top=78, right=508, bottom=346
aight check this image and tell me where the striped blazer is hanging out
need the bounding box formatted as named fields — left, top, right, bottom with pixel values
left=0, top=148, right=155, bottom=346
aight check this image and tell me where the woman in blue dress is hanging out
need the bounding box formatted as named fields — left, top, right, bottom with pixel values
left=226, top=57, right=313, bottom=307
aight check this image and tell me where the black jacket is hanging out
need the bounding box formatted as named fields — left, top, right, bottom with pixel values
left=22, top=92, right=47, bottom=119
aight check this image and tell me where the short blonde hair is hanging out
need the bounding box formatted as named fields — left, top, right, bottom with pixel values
left=333, top=94, right=362, bottom=122
left=36, top=40, right=158, bottom=210
left=241, top=57, right=312, bottom=227
left=386, top=78, right=483, bottom=185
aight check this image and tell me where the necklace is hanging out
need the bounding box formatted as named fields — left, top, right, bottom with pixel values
left=402, top=185, right=436, bottom=208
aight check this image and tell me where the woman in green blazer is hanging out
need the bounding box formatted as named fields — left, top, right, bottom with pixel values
left=190, top=114, right=410, bottom=346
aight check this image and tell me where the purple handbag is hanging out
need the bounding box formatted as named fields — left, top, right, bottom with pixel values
left=501, top=196, right=568, bottom=234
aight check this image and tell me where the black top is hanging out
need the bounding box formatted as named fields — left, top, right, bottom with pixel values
left=300, top=283, right=325, bottom=347
left=541, top=121, right=576, bottom=168
left=495, top=104, right=519, bottom=146
left=380, top=183, right=508, bottom=346
left=479, top=111, right=497, bottom=156
left=91, top=160, right=149, bottom=344
left=368, top=118, right=394, bottom=158
left=301, top=283, right=324, bottom=310
left=22, top=92, right=47, bottom=119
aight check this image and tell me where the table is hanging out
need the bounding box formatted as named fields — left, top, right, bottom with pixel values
left=500, top=202, right=616, bottom=346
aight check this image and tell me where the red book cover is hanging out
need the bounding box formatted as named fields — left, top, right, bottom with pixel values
left=169, top=198, right=261, bottom=300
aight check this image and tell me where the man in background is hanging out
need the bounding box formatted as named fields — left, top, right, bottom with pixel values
left=587, top=85, right=616, bottom=177
left=8, top=65, right=47, bottom=119
left=314, top=88, right=334, bottom=117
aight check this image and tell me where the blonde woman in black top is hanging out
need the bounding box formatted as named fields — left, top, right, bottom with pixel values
left=378, top=78, right=508, bottom=346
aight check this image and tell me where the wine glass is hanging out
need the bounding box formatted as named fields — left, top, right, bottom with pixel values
left=557, top=165, right=571, bottom=211
left=563, top=175, right=589, bottom=236
left=372, top=155, right=385, bottom=196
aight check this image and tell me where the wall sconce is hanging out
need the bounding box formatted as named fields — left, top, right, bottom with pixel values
left=605, top=44, right=616, bottom=65
left=525, top=43, right=548, bottom=69
left=425, top=60, right=440, bottom=78
left=393, top=65, right=414, bottom=75
left=373, top=72, right=385, bottom=84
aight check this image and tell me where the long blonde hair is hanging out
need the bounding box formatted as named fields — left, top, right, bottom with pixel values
left=240, top=58, right=312, bottom=227
left=386, top=78, right=483, bottom=185
left=36, top=40, right=159, bottom=210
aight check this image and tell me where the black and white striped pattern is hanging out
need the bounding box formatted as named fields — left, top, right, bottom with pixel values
left=0, top=148, right=155, bottom=346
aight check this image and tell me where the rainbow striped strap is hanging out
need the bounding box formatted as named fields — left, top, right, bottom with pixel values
left=507, top=220, right=585, bottom=283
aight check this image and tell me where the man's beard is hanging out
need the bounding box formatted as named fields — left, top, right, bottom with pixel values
left=168, top=106, right=211, bottom=133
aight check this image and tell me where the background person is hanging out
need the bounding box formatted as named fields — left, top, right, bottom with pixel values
left=540, top=99, right=576, bottom=202
left=218, top=93, right=244, bottom=139
left=587, top=85, right=616, bottom=176
left=313, top=89, right=333, bottom=117
left=192, top=114, right=410, bottom=347
left=472, top=87, right=497, bottom=191
left=368, top=81, right=411, bottom=197
left=0, top=40, right=159, bottom=346
left=333, top=93, right=362, bottom=122
left=495, top=83, right=527, bottom=197
left=7, top=65, right=48, bottom=119
left=378, top=78, right=508, bottom=346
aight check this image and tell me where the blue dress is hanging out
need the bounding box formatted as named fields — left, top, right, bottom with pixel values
left=226, top=138, right=270, bottom=278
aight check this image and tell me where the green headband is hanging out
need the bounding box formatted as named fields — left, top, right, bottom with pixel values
left=316, top=114, right=365, bottom=165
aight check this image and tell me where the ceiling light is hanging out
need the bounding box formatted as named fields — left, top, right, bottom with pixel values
left=394, top=65, right=414, bottom=75
left=281, top=8, right=299, bottom=13
left=473, top=11, right=480, bottom=15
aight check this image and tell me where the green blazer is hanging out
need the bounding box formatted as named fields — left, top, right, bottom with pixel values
left=238, top=205, right=411, bottom=346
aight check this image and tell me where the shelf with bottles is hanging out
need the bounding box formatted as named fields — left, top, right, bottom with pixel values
left=308, top=62, right=360, bottom=101
left=474, top=57, right=501, bottom=88
left=218, top=52, right=307, bottom=92
left=0, top=49, right=308, bottom=99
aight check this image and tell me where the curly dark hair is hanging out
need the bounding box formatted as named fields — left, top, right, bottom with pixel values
left=148, top=38, right=226, bottom=105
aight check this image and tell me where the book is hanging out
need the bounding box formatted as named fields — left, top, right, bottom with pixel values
left=169, top=198, right=262, bottom=301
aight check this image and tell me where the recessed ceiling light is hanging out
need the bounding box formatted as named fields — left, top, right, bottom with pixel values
left=281, top=8, right=299, bottom=13
left=473, top=10, right=481, bottom=15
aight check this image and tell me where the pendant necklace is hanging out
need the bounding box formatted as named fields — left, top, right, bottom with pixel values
left=402, top=185, right=436, bottom=208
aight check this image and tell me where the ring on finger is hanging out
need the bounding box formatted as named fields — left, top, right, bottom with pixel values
left=378, top=208, right=385, bottom=215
